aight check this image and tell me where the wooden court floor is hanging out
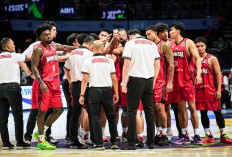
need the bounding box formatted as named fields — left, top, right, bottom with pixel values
left=0, top=109, right=232, bottom=157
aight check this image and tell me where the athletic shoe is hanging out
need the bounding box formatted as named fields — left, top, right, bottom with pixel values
left=2, top=142, right=14, bottom=150
left=154, top=134, right=161, bottom=145
left=202, top=134, right=214, bottom=143
left=167, top=132, right=173, bottom=142
left=37, top=140, right=56, bottom=150
left=158, top=135, right=169, bottom=146
left=70, top=139, right=85, bottom=149
left=47, top=136, right=59, bottom=144
left=16, top=141, right=31, bottom=150
left=121, top=144, right=137, bottom=150
left=136, top=136, right=145, bottom=148
left=103, top=135, right=109, bottom=142
left=122, top=132, right=127, bottom=143
left=83, top=134, right=92, bottom=145
left=193, top=135, right=203, bottom=145
left=220, top=134, right=232, bottom=143
left=173, top=136, right=190, bottom=144
left=146, top=143, right=154, bottom=149
left=65, top=136, right=71, bottom=141
left=24, top=133, right=32, bottom=144
left=116, top=136, right=120, bottom=141
left=88, top=144, right=105, bottom=150
left=111, top=144, right=119, bottom=149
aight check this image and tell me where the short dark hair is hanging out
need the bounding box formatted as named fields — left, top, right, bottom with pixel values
left=99, top=29, right=110, bottom=35
left=44, top=21, right=57, bottom=27
left=89, top=33, right=100, bottom=40
left=66, top=33, right=78, bottom=46
left=83, top=36, right=95, bottom=44
left=34, top=24, right=52, bottom=39
left=146, top=25, right=157, bottom=32
left=170, top=22, right=185, bottom=36
left=77, top=33, right=88, bottom=46
left=194, top=37, right=207, bottom=45
left=127, top=29, right=141, bottom=36
left=0, top=37, right=11, bottom=50
left=155, top=23, right=168, bottom=35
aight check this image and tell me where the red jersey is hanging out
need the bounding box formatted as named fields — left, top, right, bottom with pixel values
left=114, top=57, right=124, bottom=83
left=38, top=43, right=60, bottom=90
left=171, top=38, right=194, bottom=87
left=154, top=40, right=169, bottom=88
left=195, top=54, right=216, bottom=102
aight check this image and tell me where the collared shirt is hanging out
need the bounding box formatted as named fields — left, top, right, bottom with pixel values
left=81, top=53, right=115, bottom=87
left=122, top=36, right=160, bottom=79
left=64, top=46, right=93, bottom=82
left=0, top=51, right=26, bottom=84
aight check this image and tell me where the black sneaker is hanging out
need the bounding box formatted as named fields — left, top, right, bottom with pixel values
left=122, top=132, right=127, bottom=143
left=122, top=144, right=137, bottom=150
left=88, top=144, right=105, bottom=150
left=16, top=141, right=31, bottom=150
left=70, top=139, right=85, bottom=149
left=154, top=135, right=161, bottom=145
left=65, top=136, right=71, bottom=141
left=24, top=133, right=32, bottom=144
left=158, top=135, right=169, bottom=146
left=2, top=142, right=14, bottom=150
left=146, top=143, right=154, bottom=149
left=46, top=136, right=59, bottom=144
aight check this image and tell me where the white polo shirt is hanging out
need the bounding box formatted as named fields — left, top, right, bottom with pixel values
left=0, top=51, right=26, bottom=84
left=64, top=47, right=93, bottom=82
left=122, top=37, right=160, bottom=79
left=22, top=41, right=41, bottom=55
left=81, top=54, right=116, bottom=87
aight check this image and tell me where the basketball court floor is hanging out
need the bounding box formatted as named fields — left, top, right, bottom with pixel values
left=1, top=109, right=232, bottom=157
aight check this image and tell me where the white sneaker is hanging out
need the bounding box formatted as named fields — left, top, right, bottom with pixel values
left=83, top=134, right=91, bottom=144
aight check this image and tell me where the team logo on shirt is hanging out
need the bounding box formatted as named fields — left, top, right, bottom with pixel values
left=134, top=40, right=152, bottom=45
left=173, top=51, right=184, bottom=57
left=71, top=50, right=84, bottom=56
left=0, top=54, right=11, bottom=59
left=201, top=68, right=208, bottom=74
left=92, top=58, right=109, bottom=63
left=46, top=55, right=58, bottom=63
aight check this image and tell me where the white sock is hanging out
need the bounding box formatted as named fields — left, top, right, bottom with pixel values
left=78, top=129, right=81, bottom=135
left=220, top=128, right=225, bottom=135
left=38, top=135, right=44, bottom=142
left=181, top=128, right=188, bottom=136
left=102, top=127, right=105, bottom=134
left=194, top=129, right=199, bottom=136
left=44, top=125, right=49, bottom=132
left=167, top=127, right=172, bottom=134
left=156, top=127, right=162, bottom=135
left=137, top=133, right=144, bottom=137
left=123, top=127, right=128, bottom=133
left=162, top=128, right=167, bottom=135
left=204, top=128, right=211, bottom=135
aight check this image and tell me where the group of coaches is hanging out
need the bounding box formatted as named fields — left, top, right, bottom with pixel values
left=0, top=21, right=231, bottom=150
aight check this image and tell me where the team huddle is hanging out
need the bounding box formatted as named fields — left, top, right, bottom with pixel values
left=0, top=21, right=232, bottom=150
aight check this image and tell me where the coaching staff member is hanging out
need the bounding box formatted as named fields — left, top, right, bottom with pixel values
left=79, top=40, right=119, bottom=150
left=0, top=38, right=31, bottom=149
left=121, top=29, right=160, bottom=150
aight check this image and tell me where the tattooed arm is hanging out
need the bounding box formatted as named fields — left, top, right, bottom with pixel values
left=31, top=45, right=48, bottom=93
left=162, top=42, right=174, bottom=93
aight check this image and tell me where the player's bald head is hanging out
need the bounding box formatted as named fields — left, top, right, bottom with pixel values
left=93, top=40, right=104, bottom=52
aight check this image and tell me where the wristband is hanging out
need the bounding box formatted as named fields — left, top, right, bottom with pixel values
left=80, top=94, right=84, bottom=97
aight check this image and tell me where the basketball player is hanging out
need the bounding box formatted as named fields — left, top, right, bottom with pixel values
left=31, top=24, right=77, bottom=150
left=146, top=23, right=174, bottom=146
left=194, top=37, right=232, bottom=144
left=168, top=22, right=202, bottom=145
